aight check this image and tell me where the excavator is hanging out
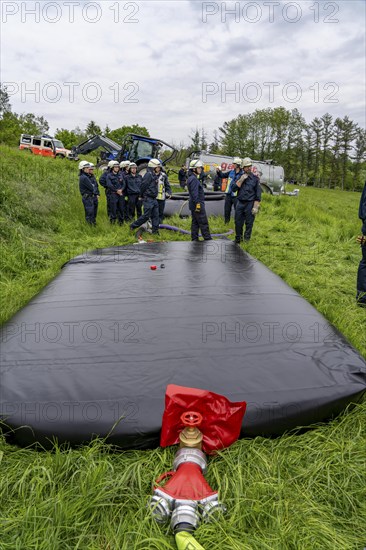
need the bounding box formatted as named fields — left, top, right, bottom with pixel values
left=69, top=133, right=177, bottom=176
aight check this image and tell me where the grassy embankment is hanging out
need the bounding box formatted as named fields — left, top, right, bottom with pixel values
left=0, top=145, right=365, bottom=549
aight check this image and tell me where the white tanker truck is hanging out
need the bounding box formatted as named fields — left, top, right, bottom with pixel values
left=187, top=151, right=285, bottom=194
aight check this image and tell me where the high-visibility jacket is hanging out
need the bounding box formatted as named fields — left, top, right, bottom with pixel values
left=219, top=169, right=243, bottom=197
left=157, top=172, right=172, bottom=200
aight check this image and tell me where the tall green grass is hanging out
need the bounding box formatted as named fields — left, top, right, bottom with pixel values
left=0, top=145, right=365, bottom=549
left=1, top=404, right=365, bottom=549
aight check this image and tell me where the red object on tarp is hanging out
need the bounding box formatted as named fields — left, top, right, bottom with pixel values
left=160, top=384, right=246, bottom=453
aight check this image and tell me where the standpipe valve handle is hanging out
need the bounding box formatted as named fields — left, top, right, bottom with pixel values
left=181, top=411, right=203, bottom=428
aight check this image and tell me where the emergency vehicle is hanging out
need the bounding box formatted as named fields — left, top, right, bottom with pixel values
left=19, top=134, right=72, bottom=159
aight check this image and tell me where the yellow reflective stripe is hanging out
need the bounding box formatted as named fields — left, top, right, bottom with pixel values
left=157, top=183, right=164, bottom=200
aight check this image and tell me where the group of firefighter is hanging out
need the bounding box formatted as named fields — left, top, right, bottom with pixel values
left=184, top=156, right=262, bottom=242
left=78, top=158, right=172, bottom=235
left=78, top=156, right=366, bottom=304
left=78, top=155, right=262, bottom=244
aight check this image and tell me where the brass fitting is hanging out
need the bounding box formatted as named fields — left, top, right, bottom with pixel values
left=179, top=412, right=203, bottom=449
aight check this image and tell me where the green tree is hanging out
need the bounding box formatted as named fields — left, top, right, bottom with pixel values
left=219, top=114, right=252, bottom=157
left=18, top=113, right=49, bottom=135
left=55, top=128, right=80, bottom=149
left=190, top=128, right=200, bottom=150
left=270, top=107, right=291, bottom=164
left=320, top=113, right=333, bottom=187
left=285, top=109, right=306, bottom=183
left=0, top=83, right=11, bottom=118
left=331, top=118, right=343, bottom=189
left=250, top=110, right=271, bottom=159
left=85, top=120, right=102, bottom=138
left=303, top=126, right=314, bottom=185
left=338, top=116, right=357, bottom=190
left=0, top=111, right=22, bottom=146
left=200, top=128, right=208, bottom=151
left=0, top=111, right=50, bottom=146
left=309, top=117, right=322, bottom=186
left=209, top=130, right=220, bottom=154
left=108, top=124, right=149, bottom=144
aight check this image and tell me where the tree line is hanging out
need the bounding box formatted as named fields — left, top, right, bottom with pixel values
left=210, top=108, right=365, bottom=191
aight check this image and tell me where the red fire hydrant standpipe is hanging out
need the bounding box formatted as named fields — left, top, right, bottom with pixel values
left=148, top=385, right=246, bottom=550
left=148, top=385, right=246, bottom=549
left=149, top=412, right=226, bottom=537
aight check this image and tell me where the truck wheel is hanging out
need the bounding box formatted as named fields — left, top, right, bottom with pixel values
left=56, top=154, right=65, bottom=159
left=97, top=161, right=108, bottom=171
left=137, top=163, right=148, bottom=178
left=260, top=183, right=273, bottom=195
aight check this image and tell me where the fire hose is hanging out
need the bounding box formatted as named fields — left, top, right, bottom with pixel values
left=159, top=224, right=234, bottom=238
left=134, top=224, right=234, bottom=242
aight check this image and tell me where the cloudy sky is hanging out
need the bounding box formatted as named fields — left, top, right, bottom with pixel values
left=2, top=0, right=365, bottom=145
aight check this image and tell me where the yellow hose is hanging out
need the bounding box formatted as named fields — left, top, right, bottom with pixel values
left=175, top=531, right=205, bottom=550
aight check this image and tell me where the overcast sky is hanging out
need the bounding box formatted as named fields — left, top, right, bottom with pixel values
left=1, top=0, right=365, bottom=146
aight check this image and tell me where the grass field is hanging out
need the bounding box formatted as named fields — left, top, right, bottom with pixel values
left=0, top=145, right=365, bottom=549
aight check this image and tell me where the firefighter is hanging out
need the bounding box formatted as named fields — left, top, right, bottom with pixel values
left=130, top=158, right=160, bottom=235
left=125, top=163, right=142, bottom=221
left=119, top=160, right=131, bottom=219
left=106, top=161, right=125, bottom=225
left=187, top=159, right=212, bottom=241
left=216, top=157, right=243, bottom=223
left=119, top=160, right=130, bottom=181
left=356, top=181, right=366, bottom=306
left=156, top=165, right=172, bottom=224
left=87, top=163, right=100, bottom=221
left=213, top=168, right=223, bottom=191
left=79, top=161, right=99, bottom=225
left=99, top=160, right=116, bottom=219
left=199, top=168, right=208, bottom=189
left=231, top=157, right=261, bottom=243
left=178, top=165, right=187, bottom=189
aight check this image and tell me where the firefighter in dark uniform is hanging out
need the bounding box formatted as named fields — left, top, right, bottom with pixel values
left=231, top=157, right=261, bottom=243
left=130, top=158, right=160, bottom=234
left=79, top=161, right=99, bottom=225
left=178, top=165, right=187, bottom=189
left=213, top=168, right=223, bottom=191
left=199, top=169, right=208, bottom=189
left=125, top=162, right=142, bottom=221
left=119, top=160, right=130, bottom=177
left=106, top=161, right=125, bottom=225
left=156, top=165, right=172, bottom=224
left=119, top=160, right=130, bottom=220
left=87, top=163, right=99, bottom=221
left=99, top=160, right=115, bottom=219
left=187, top=159, right=212, bottom=241
left=216, top=157, right=243, bottom=223
left=356, top=181, right=366, bottom=306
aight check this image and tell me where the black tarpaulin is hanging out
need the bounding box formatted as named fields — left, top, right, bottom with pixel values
left=1, top=240, right=365, bottom=448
